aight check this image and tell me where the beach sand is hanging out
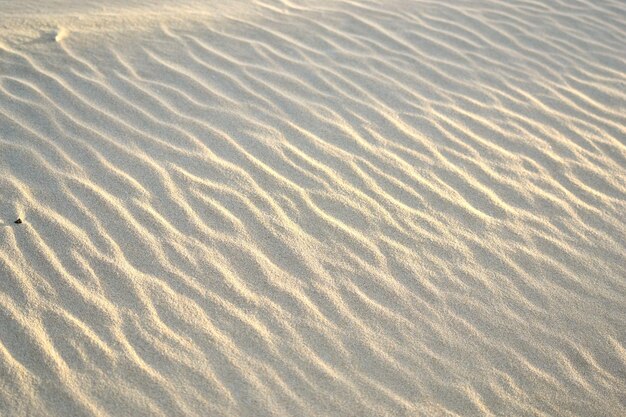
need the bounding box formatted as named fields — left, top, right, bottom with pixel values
left=0, top=0, right=625, bottom=415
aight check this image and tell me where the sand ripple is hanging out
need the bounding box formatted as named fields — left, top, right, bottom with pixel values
left=0, top=0, right=625, bottom=416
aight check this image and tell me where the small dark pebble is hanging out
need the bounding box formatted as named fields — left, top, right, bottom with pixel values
left=14, top=218, right=22, bottom=224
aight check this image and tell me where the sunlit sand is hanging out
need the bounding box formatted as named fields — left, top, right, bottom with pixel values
left=1, top=1, right=625, bottom=415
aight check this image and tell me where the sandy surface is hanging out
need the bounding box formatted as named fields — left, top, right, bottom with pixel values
left=1, top=0, right=625, bottom=416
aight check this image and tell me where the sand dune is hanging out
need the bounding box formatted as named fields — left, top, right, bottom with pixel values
left=1, top=0, right=625, bottom=416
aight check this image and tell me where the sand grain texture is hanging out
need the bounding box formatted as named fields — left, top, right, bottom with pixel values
left=0, top=0, right=625, bottom=416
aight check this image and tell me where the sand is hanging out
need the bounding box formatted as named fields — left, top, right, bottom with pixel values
left=0, top=0, right=625, bottom=416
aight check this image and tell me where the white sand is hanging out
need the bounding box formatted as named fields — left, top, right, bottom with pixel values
left=1, top=0, right=625, bottom=415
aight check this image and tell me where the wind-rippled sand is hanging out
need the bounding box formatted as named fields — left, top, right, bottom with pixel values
left=0, top=0, right=625, bottom=416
